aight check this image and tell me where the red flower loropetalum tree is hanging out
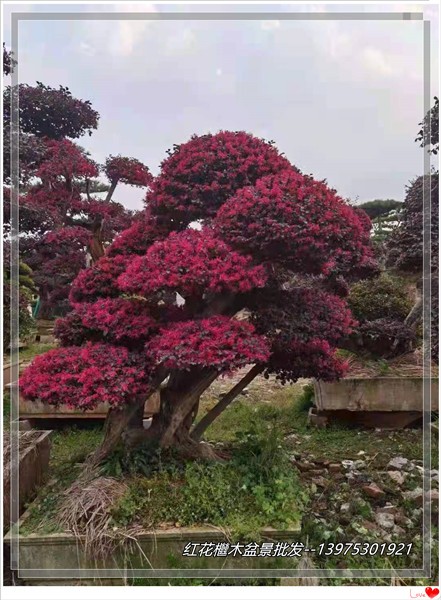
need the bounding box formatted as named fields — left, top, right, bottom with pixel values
left=21, top=131, right=376, bottom=464
left=3, top=56, right=153, bottom=317
left=10, top=139, right=147, bottom=317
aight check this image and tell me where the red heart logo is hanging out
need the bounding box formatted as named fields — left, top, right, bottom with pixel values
left=426, top=588, right=440, bottom=599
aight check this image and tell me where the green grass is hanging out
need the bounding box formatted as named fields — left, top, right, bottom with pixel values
left=19, top=427, right=102, bottom=535
left=18, top=342, right=57, bottom=363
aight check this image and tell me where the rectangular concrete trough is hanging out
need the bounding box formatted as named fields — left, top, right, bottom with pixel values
left=3, top=361, right=23, bottom=389
left=313, top=377, right=439, bottom=412
left=311, top=377, right=438, bottom=428
left=18, top=393, right=161, bottom=421
left=3, top=430, right=52, bottom=531
left=5, top=522, right=302, bottom=584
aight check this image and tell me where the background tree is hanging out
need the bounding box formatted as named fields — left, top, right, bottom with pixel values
left=21, top=131, right=377, bottom=464
left=343, top=273, right=416, bottom=358
left=3, top=48, right=152, bottom=317
left=3, top=243, right=37, bottom=351
left=415, top=96, right=439, bottom=155
left=387, top=97, right=439, bottom=360
left=358, top=199, right=402, bottom=220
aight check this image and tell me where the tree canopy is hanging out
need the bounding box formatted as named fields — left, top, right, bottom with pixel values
left=21, top=131, right=377, bottom=463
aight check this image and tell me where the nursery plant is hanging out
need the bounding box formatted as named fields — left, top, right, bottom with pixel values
left=387, top=97, right=439, bottom=360
left=21, top=131, right=377, bottom=464
left=3, top=50, right=151, bottom=317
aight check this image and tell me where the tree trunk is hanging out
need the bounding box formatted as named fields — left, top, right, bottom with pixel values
left=87, top=397, right=146, bottom=468
left=105, top=179, right=118, bottom=203
left=158, top=370, right=218, bottom=448
left=392, top=283, right=422, bottom=352
left=191, top=364, right=263, bottom=441
left=89, top=217, right=105, bottom=263
left=87, top=370, right=168, bottom=467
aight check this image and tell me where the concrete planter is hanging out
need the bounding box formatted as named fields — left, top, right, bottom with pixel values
left=5, top=522, right=301, bottom=584
left=35, top=319, right=56, bottom=343
left=3, top=361, right=24, bottom=389
left=18, top=391, right=161, bottom=423
left=311, top=377, right=439, bottom=428
left=3, top=430, right=52, bottom=532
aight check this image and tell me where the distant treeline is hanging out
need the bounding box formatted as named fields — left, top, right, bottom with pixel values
left=358, top=199, right=403, bottom=220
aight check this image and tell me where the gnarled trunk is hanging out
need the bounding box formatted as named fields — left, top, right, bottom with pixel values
left=87, top=396, right=146, bottom=468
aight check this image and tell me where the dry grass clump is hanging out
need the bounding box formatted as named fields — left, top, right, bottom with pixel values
left=346, top=348, right=437, bottom=379
left=57, top=474, right=142, bottom=561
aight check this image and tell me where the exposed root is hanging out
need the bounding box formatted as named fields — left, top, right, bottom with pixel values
left=171, top=435, right=231, bottom=462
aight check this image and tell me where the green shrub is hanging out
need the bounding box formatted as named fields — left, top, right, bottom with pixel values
left=348, top=273, right=413, bottom=322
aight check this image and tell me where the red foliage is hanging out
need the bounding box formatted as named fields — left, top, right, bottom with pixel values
left=4, top=82, right=99, bottom=140
left=146, top=316, right=270, bottom=372
left=251, top=287, right=355, bottom=346
left=118, top=228, right=267, bottom=299
left=54, top=311, right=93, bottom=347
left=20, top=343, right=151, bottom=410
left=107, top=212, right=168, bottom=257
left=26, top=227, right=91, bottom=314
left=36, top=139, right=98, bottom=182
left=104, top=155, right=153, bottom=187
left=215, top=170, right=375, bottom=277
left=149, top=131, right=294, bottom=225
left=69, top=255, right=130, bottom=303
left=267, top=339, right=348, bottom=384
left=74, top=298, right=157, bottom=344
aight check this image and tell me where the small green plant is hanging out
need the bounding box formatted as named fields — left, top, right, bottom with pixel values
left=295, top=383, right=315, bottom=413
left=111, top=423, right=306, bottom=537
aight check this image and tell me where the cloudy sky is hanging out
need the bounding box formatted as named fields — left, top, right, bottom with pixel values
left=2, top=2, right=439, bottom=210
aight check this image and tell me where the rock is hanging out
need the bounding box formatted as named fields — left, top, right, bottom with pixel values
left=340, top=503, right=351, bottom=514
left=375, top=511, right=395, bottom=529
left=378, top=504, right=398, bottom=515
left=403, top=488, right=424, bottom=505
left=430, top=469, right=439, bottom=482
left=309, top=469, right=326, bottom=476
left=240, top=387, right=249, bottom=396
left=394, top=513, right=412, bottom=528
left=354, top=460, right=366, bottom=470
left=294, top=461, right=313, bottom=472
left=387, top=457, right=409, bottom=471
left=388, top=471, right=406, bottom=485
left=342, top=460, right=355, bottom=470
left=428, top=489, right=439, bottom=507
left=311, top=477, right=328, bottom=488
left=329, top=463, right=341, bottom=474
left=346, top=471, right=370, bottom=485
left=362, top=483, right=385, bottom=499
left=392, top=525, right=406, bottom=536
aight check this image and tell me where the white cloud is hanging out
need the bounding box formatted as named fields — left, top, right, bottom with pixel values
left=79, top=41, right=95, bottom=57
left=80, top=2, right=157, bottom=58
left=362, top=47, right=395, bottom=77
left=165, top=28, right=196, bottom=55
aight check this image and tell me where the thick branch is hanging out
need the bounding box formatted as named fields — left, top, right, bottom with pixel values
left=159, top=369, right=218, bottom=448
left=105, top=178, right=118, bottom=203
left=191, top=364, right=263, bottom=441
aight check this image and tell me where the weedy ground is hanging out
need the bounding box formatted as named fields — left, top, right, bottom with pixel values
left=5, top=366, right=439, bottom=587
